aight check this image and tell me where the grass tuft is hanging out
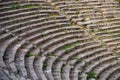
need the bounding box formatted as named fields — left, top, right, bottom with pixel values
left=61, top=43, right=76, bottom=50
left=25, top=53, right=36, bottom=57
left=87, top=72, right=97, bottom=79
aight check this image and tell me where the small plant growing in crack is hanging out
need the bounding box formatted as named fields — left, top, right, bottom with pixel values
left=61, top=43, right=76, bottom=50
left=25, top=53, right=36, bottom=57
left=43, top=63, right=48, bottom=70
left=87, top=72, right=97, bottom=80
left=10, top=3, right=21, bottom=9
left=71, top=57, right=80, bottom=60
left=97, top=29, right=108, bottom=33
left=76, top=58, right=82, bottom=64
left=111, top=35, right=119, bottom=38
left=3, top=51, right=9, bottom=61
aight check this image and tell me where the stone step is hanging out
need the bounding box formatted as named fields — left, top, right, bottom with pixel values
left=0, top=36, right=18, bottom=68
left=33, top=56, right=47, bottom=80
left=79, top=56, right=117, bottom=80
left=4, top=40, right=26, bottom=74
left=15, top=43, right=33, bottom=78
left=99, top=65, right=120, bottom=80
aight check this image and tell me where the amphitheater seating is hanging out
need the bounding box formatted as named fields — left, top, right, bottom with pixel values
left=0, top=0, right=120, bottom=80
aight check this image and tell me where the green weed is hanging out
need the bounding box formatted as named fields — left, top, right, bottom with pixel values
left=111, top=35, right=120, bottom=38
left=76, top=58, right=82, bottom=64
left=87, top=72, right=97, bottom=79
left=61, top=43, right=76, bottom=50
left=25, top=53, right=36, bottom=57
